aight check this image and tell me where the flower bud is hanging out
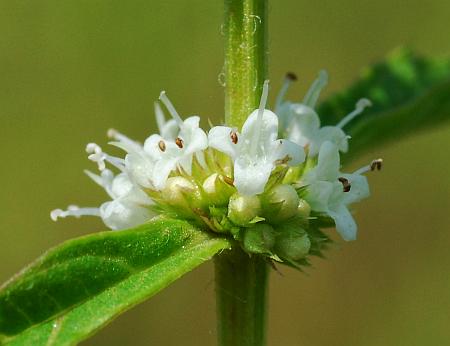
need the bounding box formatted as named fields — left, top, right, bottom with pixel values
left=202, top=173, right=235, bottom=206
left=243, top=224, right=275, bottom=254
left=274, top=225, right=311, bottom=261
left=297, top=199, right=311, bottom=219
left=263, top=184, right=299, bottom=222
left=161, top=177, right=201, bottom=211
left=227, top=193, right=261, bottom=226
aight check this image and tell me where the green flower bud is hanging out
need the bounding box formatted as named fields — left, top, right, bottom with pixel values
left=263, top=184, right=299, bottom=222
left=202, top=173, right=235, bottom=206
left=161, top=177, right=202, bottom=211
left=227, top=193, right=261, bottom=226
left=275, top=226, right=311, bottom=261
left=243, top=223, right=275, bottom=255
left=297, top=199, right=311, bottom=219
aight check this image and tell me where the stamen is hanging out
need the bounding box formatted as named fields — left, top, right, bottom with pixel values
left=275, top=72, right=297, bottom=110
left=107, top=128, right=141, bottom=151
left=158, top=140, right=166, bottom=152
left=353, top=158, right=384, bottom=175
left=85, top=143, right=125, bottom=171
left=223, top=176, right=234, bottom=186
left=336, top=98, right=372, bottom=129
left=275, top=154, right=292, bottom=165
left=230, top=131, right=238, bottom=144
left=250, top=80, right=269, bottom=156
left=50, top=205, right=100, bottom=221
left=84, top=169, right=114, bottom=198
left=302, top=70, right=328, bottom=108
left=154, top=102, right=166, bottom=134
left=159, top=91, right=184, bottom=127
left=286, top=72, right=298, bottom=81
left=370, top=158, right=383, bottom=171
left=175, top=137, right=184, bottom=148
left=338, top=177, right=351, bottom=192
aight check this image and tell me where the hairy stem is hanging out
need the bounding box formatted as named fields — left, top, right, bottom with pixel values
left=215, top=248, right=269, bottom=346
left=216, top=1, right=269, bottom=345
left=224, top=0, right=268, bottom=129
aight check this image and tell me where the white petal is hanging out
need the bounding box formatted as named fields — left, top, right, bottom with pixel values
left=182, top=115, right=200, bottom=130
left=241, top=109, right=279, bottom=147
left=111, top=173, right=133, bottom=198
left=309, top=126, right=348, bottom=156
left=160, top=119, right=178, bottom=140
left=341, top=173, right=370, bottom=205
left=183, top=127, right=208, bottom=156
left=304, top=180, right=334, bottom=212
left=125, top=152, right=155, bottom=189
left=152, top=157, right=178, bottom=190
left=270, top=139, right=305, bottom=166
left=234, top=157, right=273, bottom=196
left=282, top=103, right=320, bottom=147
left=306, top=141, right=340, bottom=182
left=100, top=200, right=152, bottom=231
left=208, top=126, right=238, bottom=159
left=328, top=205, right=357, bottom=241
left=143, top=134, right=165, bottom=161
left=178, top=154, right=193, bottom=174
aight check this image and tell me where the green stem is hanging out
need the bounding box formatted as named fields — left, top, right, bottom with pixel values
left=216, top=1, right=269, bottom=345
left=214, top=248, right=269, bottom=346
left=224, top=0, right=268, bottom=129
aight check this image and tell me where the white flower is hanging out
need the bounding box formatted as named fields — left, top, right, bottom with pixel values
left=154, top=101, right=178, bottom=140
left=209, top=81, right=305, bottom=196
left=275, top=71, right=371, bottom=157
left=51, top=169, right=153, bottom=230
left=141, top=91, right=207, bottom=189
left=107, top=96, right=207, bottom=191
left=303, top=141, right=371, bottom=241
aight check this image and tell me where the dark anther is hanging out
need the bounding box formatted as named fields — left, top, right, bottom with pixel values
left=230, top=131, right=238, bottom=144
left=223, top=176, right=234, bottom=186
left=158, top=140, right=166, bottom=152
left=175, top=137, right=184, bottom=148
left=286, top=72, right=298, bottom=81
left=338, top=177, right=351, bottom=192
left=370, top=158, right=383, bottom=171
left=275, top=155, right=291, bottom=165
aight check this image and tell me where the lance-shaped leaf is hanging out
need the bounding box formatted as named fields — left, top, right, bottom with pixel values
left=318, top=48, right=450, bottom=161
left=0, top=218, right=231, bottom=345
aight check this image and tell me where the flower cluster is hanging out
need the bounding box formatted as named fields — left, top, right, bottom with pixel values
left=51, top=72, right=381, bottom=265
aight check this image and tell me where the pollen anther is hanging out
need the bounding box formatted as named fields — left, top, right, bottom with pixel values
left=158, top=140, right=166, bottom=152
left=175, top=137, right=184, bottom=148
left=230, top=131, right=238, bottom=144
left=370, top=159, right=383, bottom=171
left=338, top=177, right=351, bottom=192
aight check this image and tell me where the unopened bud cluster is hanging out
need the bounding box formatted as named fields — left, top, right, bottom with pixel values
left=51, top=72, right=382, bottom=267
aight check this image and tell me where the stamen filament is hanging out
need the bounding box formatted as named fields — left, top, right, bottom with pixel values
left=86, top=143, right=125, bottom=171
left=353, top=158, right=383, bottom=175
left=250, top=80, right=269, bottom=156
left=107, top=128, right=141, bottom=151
left=154, top=102, right=166, bottom=134
left=51, top=205, right=100, bottom=221
left=84, top=170, right=114, bottom=198
left=159, top=91, right=184, bottom=127
left=275, top=73, right=296, bottom=110
left=303, top=70, right=328, bottom=108
left=336, top=98, right=372, bottom=129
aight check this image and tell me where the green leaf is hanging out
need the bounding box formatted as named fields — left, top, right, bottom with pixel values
left=0, top=218, right=231, bottom=345
left=318, top=48, right=450, bottom=161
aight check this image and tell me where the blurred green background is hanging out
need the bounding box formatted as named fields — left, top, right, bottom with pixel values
left=1, top=1, right=450, bottom=345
